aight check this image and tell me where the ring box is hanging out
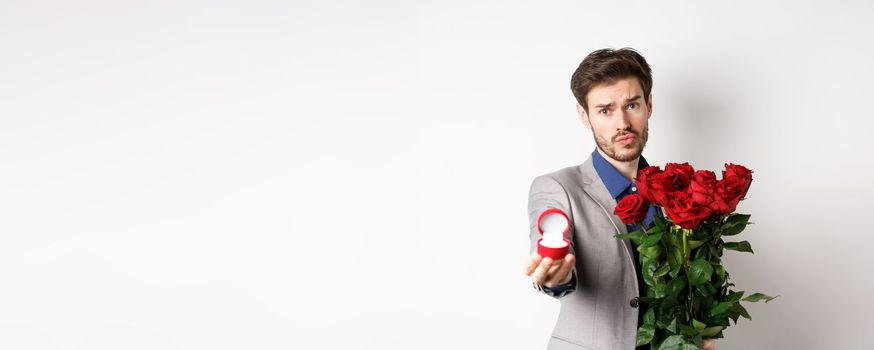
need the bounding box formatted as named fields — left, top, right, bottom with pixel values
left=537, top=208, right=571, bottom=260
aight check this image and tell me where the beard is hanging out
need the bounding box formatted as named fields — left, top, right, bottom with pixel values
left=593, top=125, right=649, bottom=162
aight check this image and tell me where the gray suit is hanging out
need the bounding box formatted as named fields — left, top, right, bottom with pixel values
left=528, top=156, right=640, bottom=350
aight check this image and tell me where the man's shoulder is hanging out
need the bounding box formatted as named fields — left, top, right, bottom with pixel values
left=532, top=159, right=593, bottom=188
left=535, top=164, right=580, bottom=181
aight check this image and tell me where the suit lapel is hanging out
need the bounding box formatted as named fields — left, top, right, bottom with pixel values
left=578, top=157, right=638, bottom=271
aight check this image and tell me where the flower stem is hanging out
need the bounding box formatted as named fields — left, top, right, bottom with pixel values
left=681, top=227, right=693, bottom=322
left=682, top=228, right=687, bottom=256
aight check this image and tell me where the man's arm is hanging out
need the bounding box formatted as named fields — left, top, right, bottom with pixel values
left=525, top=175, right=577, bottom=298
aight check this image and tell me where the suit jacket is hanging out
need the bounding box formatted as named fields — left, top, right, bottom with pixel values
left=528, top=155, right=640, bottom=350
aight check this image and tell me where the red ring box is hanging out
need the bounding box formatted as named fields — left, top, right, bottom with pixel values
left=537, top=208, right=571, bottom=260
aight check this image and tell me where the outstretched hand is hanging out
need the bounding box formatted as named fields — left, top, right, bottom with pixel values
left=524, top=253, right=575, bottom=288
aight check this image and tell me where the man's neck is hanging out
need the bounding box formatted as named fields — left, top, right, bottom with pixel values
left=596, top=147, right=640, bottom=181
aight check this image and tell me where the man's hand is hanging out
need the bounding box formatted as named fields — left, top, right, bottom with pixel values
left=523, top=253, right=575, bottom=288
left=703, top=339, right=715, bottom=350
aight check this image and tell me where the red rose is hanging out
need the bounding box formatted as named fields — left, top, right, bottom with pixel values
left=639, top=164, right=693, bottom=206
left=716, top=176, right=746, bottom=214
left=614, top=193, right=649, bottom=225
left=661, top=191, right=713, bottom=230
left=689, top=170, right=732, bottom=215
left=635, top=166, right=662, bottom=204
left=645, top=172, right=675, bottom=205
left=722, top=163, right=753, bottom=200
left=665, top=163, right=695, bottom=190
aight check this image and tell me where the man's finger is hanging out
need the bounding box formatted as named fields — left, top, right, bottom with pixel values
left=544, top=254, right=575, bottom=287
left=531, top=257, right=553, bottom=285
left=545, top=253, right=573, bottom=277
left=546, top=260, right=562, bottom=276
left=524, top=253, right=543, bottom=276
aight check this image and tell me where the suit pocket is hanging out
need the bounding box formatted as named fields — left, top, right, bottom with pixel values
left=548, top=335, right=600, bottom=350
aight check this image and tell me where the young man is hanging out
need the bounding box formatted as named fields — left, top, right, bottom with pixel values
left=523, top=48, right=715, bottom=350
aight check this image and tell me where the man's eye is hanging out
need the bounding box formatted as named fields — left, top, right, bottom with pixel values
left=599, top=109, right=609, bottom=115
left=626, top=103, right=638, bottom=110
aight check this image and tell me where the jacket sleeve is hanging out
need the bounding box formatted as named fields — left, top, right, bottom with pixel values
left=528, top=175, right=577, bottom=299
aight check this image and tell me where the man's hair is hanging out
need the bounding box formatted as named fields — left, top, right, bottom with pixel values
left=570, top=48, right=653, bottom=113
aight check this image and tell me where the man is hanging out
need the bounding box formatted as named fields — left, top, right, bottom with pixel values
left=523, top=48, right=716, bottom=350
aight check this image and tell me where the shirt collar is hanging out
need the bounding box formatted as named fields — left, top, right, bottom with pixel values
left=591, top=148, right=650, bottom=200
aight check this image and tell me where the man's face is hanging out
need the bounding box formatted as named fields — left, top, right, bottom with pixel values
left=577, top=76, right=652, bottom=162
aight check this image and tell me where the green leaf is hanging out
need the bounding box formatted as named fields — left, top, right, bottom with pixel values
left=636, top=324, right=655, bottom=346
left=648, top=283, right=668, bottom=299
left=659, top=297, right=678, bottom=313
left=644, top=308, right=655, bottom=325
left=696, top=283, right=716, bottom=297
left=721, top=224, right=747, bottom=236
left=662, top=344, right=699, bottom=350
left=709, top=302, right=731, bottom=316
left=729, top=302, right=751, bottom=322
left=653, top=263, right=670, bottom=279
left=700, top=326, right=724, bottom=338
left=724, top=241, right=754, bottom=253
left=687, top=240, right=704, bottom=250
left=615, top=230, right=644, bottom=242
left=721, top=214, right=751, bottom=236
left=709, top=244, right=720, bottom=259
left=668, top=246, right=683, bottom=272
left=666, top=318, right=677, bottom=333
left=658, top=335, right=686, bottom=350
left=654, top=215, right=668, bottom=230
left=694, top=244, right=708, bottom=260
left=679, top=325, right=699, bottom=336
left=692, top=336, right=705, bottom=349
left=725, top=291, right=745, bottom=303
left=725, top=213, right=751, bottom=226
left=668, top=277, right=687, bottom=298
left=743, top=292, right=778, bottom=303
left=640, top=232, right=664, bottom=247
left=642, top=258, right=656, bottom=286
left=640, top=245, right=664, bottom=260
left=715, top=265, right=726, bottom=281
left=687, top=259, right=714, bottom=286
left=692, top=319, right=706, bottom=330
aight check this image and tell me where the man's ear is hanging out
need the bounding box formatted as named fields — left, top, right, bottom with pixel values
left=577, top=103, right=592, bottom=130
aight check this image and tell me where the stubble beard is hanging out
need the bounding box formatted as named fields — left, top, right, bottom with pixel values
left=594, top=125, right=649, bottom=162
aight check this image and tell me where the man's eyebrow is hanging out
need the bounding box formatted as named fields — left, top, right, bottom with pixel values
left=625, top=95, right=642, bottom=103
left=594, top=95, right=642, bottom=109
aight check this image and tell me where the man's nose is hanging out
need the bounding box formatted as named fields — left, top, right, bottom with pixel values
left=615, top=110, right=632, bottom=130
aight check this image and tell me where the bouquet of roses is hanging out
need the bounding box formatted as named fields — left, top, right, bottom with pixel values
left=613, top=163, right=776, bottom=350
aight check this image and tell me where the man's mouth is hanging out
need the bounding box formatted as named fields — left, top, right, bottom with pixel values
left=615, top=134, right=636, bottom=145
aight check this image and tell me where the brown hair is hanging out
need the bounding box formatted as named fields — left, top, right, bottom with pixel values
left=570, top=48, right=653, bottom=113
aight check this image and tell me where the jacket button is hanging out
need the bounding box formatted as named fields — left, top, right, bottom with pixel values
left=629, top=297, right=640, bottom=308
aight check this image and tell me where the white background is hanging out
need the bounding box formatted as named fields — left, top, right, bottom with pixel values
left=2, top=1, right=873, bottom=349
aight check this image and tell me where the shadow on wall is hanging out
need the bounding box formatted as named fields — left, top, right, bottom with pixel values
left=662, top=52, right=758, bottom=166
left=661, top=54, right=812, bottom=349
left=674, top=92, right=734, bottom=159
